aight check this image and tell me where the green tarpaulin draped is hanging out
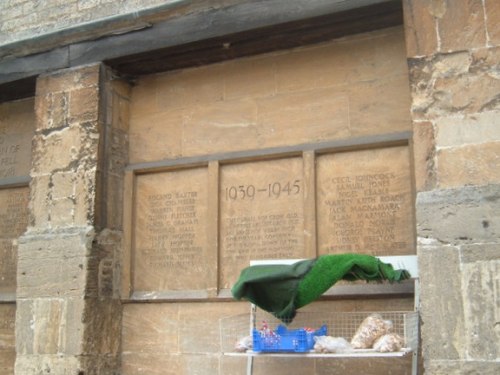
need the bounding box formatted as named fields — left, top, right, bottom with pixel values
left=231, top=254, right=411, bottom=322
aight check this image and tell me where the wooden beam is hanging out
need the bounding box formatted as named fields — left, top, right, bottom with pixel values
left=106, top=1, right=403, bottom=76
left=0, top=0, right=402, bottom=101
left=0, top=76, right=36, bottom=102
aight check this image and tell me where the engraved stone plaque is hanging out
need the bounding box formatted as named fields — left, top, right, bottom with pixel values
left=0, top=304, right=15, bottom=372
left=317, top=146, right=414, bottom=256
left=220, top=157, right=305, bottom=288
left=133, top=168, right=208, bottom=292
left=0, top=133, right=31, bottom=179
left=0, top=187, right=29, bottom=294
left=0, top=99, right=35, bottom=179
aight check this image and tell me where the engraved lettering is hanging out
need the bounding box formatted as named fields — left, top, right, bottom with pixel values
left=317, top=147, right=414, bottom=256
left=0, top=134, right=24, bottom=178
left=0, top=187, right=29, bottom=293
left=133, top=169, right=208, bottom=291
left=220, top=158, right=305, bottom=288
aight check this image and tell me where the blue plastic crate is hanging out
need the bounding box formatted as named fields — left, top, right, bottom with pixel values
left=252, top=324, right=327, bottom=352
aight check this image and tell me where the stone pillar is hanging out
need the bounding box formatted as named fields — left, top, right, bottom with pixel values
left=403, top=1, right=500, bottom=373
left=15, top=64, right=129, bottom=374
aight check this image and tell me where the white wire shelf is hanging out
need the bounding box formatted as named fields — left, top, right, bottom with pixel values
left=220, top=310, right=419, bottom=358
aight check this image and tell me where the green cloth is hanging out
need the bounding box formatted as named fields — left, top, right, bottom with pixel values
left=231, top=254, right=410, bottom=322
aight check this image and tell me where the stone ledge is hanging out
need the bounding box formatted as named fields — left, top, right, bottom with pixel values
left=416, top=183, right=500, bottom=244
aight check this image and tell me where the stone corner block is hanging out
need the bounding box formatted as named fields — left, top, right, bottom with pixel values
left=416, top=184, right=500, bottom=244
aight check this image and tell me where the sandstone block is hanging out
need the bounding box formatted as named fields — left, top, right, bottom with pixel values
left=435, top=111, right=500, bottom=148
left=409, top=49, right=500, bottom=119
left=484, top=0, right=500, bottom=46
left=30, top=174, right=51, bottom=229
left=129, top=76, right=158, bottom=122
left=346, top=27, right=409, bottom=83
left=426, top=359, right=500, bottom=374
left=15, top=299, right=35, bottom=355
left=0, top=304, right=15, bottom=373
left=51, top=171, right=74, bottom=200
left=253, top=356, right=314, bottom=375
left=102, top=174, right=124, bottom=231
left=433, top=51, right=471, bottom=77
left=180, top=354, right=219, bottom=374
left=224, top=55, right=276, bottom=100
left=183, top=98, right=258, bottom=156
left=402, top=0, right=438, bottom=57
left=36, top=64, right=100, bottom=95
left=471, top=46, right=500, bottom=71
left=129, top=110, right=183, bottom=164
left=35, top=91, right=68, bottom=131
left=436, top=141, right=500, bottom=188
left=316, top=357, right=413, bottom=375
left=110, top=88, right=130, bottom=132
left=275, top=28, right=407, bottom=92
left=15, top=354, right=83, bottom=375
left=256, top=87, right=349, bottom=145
left=433, top=73, right=500, bottom=115
left=68, top=86, right=99, bottom=124
left=73, top=166, right=97, bottom=227
left=17, top=229, right=95, bottom=298
left=122, top=303, right=180, bottom=354
left=462, top=257, right=500, bottom=360
left=438, top=0, right=487, bottom=52
left=413, top=121, right=436, bottom=192
left=16, top=298, right=83, bottom=355
left=0, top=98, right=35, bottom=178
left=349, top=74, right=412, bottom=136
left=122, top=353, right=181, bottom=375
left=156, top=65, right=224, bottom=111
left=275, top=39, right=349, bottom=93
left=49, top=197, right=75, bottom=227
left=418, top=245, right=465, bottom=361
left=178, top=303, right=237, bottom=353
left=416, top=184, right=500, bottom=243
left=31, top=127, right=81, bottom=174
left=460, top=243, right=499, bottom=263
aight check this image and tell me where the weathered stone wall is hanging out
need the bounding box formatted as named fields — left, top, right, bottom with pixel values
left=122, top=26, right=418, bottom=375
left=128, top=27, right=411, bottom=163
left=15, top=64, right=128, bottom=374
left=403, top=0, right=500, bottom=373
left=1, top=1, right=497, bottom=374
left=0, top=0, right=180, bottom=46
left=0, top=97, right=35, bottom=374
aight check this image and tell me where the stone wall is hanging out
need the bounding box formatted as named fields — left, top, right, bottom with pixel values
left=0, top=97, right=34, bottom=374
left=14, top=64, right=127, bottom=374
left=1, top=1, right=498, bottom=374
left=0, top=0, right=180, bottom=46
left=403, top=0, right=500, bottom=373
left=122, top=26, right=418, bottom=375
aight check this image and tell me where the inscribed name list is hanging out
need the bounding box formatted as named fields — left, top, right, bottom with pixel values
left=220, top=157, right=305, bottom=289
left=133, top=167, right=208, bottom=292
left=0, top=187, right=29, bottom=293
left=317, top=146, right=414, bottom=256
left=0, top=131, right=32, bottom=179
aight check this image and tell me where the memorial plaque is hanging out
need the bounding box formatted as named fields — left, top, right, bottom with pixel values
left=317, top=146, right=414, bottom=256
left=133, top=167, right=208, bottom=292
left=0, top=133, right=31, bottom=179
left=0, top=187, right=29, bottom=293
left=0, top=304, right=15, bottom=372
left=220, top=157, right=305, bottom=288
